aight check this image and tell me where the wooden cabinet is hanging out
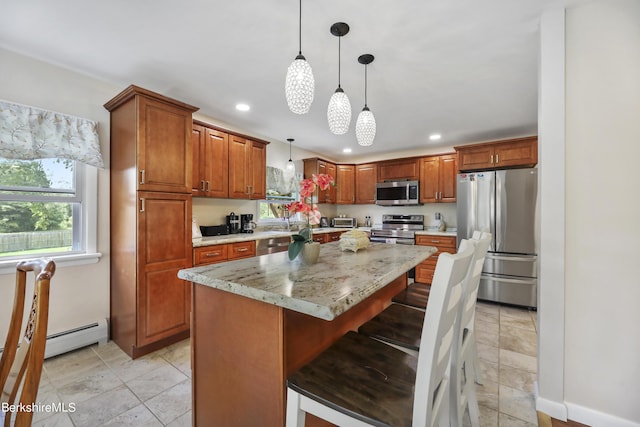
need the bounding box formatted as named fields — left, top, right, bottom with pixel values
left=192, top=124, right=229, bottom=198
left=336, top=164, right=355, bottom=204
left=455, top=136, right=538, bottom=171
left=310, top=231, right=344, bottom=244
left=414, top=235, right=457, bottom=285
left=229, top=135, right=267, bottom=199
left=303, top=158, right=337, bottom=204
left=355, top=163, right=377, bottom=204
left=193, top=241, right=256, bottom=267
left=419, top=154, right=457, bottom=203
left=377, top=158, right=419, bottom=182
left=105, top=85, right=197, bottom=358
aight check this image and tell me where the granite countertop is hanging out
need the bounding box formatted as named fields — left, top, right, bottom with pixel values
left=192, top=227, right=367, bottom=247
left=178, top=242, right=436, bottom=320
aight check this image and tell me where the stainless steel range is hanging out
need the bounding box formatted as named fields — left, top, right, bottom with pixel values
left=370, top=214, right=424, bottom=245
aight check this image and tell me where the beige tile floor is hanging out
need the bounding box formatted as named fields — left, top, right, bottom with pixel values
left=30, top=301, right=537, bottom=426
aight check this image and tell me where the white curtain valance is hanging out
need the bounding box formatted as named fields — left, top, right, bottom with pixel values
left=0, top=100, right=104, bottom=168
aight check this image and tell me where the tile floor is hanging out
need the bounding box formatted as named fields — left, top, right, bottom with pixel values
left=30, top=301, right=537, bottom=427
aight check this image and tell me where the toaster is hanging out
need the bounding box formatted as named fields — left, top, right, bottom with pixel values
left=331, top=217, right=357, bottom=228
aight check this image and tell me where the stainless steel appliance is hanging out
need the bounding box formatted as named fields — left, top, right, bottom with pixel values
left=226, top=212, right=240, bottom=234
left=240, top=214, right=256, bottom=233
left=375, top=180, right=420, bottom=206
left=332, top=217, right=357, bottom=228
left=370, top=214, right=424, bottom=245
left=457, top=168, right=538, bottom=308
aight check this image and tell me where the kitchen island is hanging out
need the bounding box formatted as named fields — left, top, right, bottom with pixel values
left=178, top=241, right=436, bottom=427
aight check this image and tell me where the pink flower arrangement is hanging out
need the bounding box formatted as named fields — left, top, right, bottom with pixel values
left=286, top=173, right=335, bottom=260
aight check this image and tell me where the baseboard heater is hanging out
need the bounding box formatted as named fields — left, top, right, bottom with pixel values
left=44, top=318, right=109, bottom=359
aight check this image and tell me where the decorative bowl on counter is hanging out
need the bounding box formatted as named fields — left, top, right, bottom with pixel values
left=339, top=230, right=370, bottom=252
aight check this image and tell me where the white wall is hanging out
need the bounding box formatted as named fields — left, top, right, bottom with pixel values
left=564, top=0, right=640, bottom=423
left=0, top=48, right=116, bottom=340
left=539, top=1, right=640, bottom=425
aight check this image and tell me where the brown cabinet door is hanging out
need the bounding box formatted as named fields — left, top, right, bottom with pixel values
left=193, top=245, right=229, bottom=266
left=228, top=135, right=250, bottom=199
left=494, top=137, right=538, bottom=168
left=137, top=96, right=192, bottom=193
left=312, top=233, right=327, bottom=244
left=336, top=165, right=355, bottom=204
left=228, top=241, right=256, bottom=260
left=355, top=163, right=377, bottom=204
left=326, top=162, right=337, bottom=203
left=457, top=145, right=494, bottom=171
left=327, top=231, right=343, bottom=243
left=204, top=128, right=229, bottom=198
left=439, top=154, right=457, bottom=202
left=377, top=158, right=419, bottom=182
left=249, top=141, right=267, bottom=199
left=419, top=156, right=439, bottom=203
left=414, top=235, right=457, bottom=284
left=192, top=125, right=206, bottom=197
left=137, top=192, right=192, bottom=346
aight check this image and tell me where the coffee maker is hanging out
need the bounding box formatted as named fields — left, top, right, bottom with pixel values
left=240, top=214, right=256, bottom=233
left=226, top=212, right=241, bottom=234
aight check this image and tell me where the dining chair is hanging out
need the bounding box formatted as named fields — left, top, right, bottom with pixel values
left=358, top=232, right=491, bottom=427
left=285, top=243, right=474, bottom=427
left=0, top=258, right=55, bottom=427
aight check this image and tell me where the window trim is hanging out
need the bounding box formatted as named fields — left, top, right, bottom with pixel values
left=0, top=163, right=101, bottom=275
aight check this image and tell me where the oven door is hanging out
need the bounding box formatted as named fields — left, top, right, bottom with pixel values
left=370, top=236, right=415, bottom=245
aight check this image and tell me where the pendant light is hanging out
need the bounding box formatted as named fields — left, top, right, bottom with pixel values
left=327, top=22, right=351, bottom=135
left=356, top=54, right=376, bottom=146
left=285, top=0, right=314, bottom=114
left=286, top=138, right=295, bottom=173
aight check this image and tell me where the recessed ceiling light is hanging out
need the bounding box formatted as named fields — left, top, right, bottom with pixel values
left=429, top=133, right=442, bottom=141
left=343, top=148, right=352, bottom=153
left=236, top=103, right=250, bottom=112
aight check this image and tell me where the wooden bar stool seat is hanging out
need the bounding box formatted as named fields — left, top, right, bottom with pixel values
left=358, top=303, right=424, bottom=355
left=286, top=245, right=475, bottom=427
left=392, top=282, right=431, bottom=310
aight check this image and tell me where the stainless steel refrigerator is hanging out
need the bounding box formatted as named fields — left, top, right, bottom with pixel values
left=457, top=168, right=538, bottom=308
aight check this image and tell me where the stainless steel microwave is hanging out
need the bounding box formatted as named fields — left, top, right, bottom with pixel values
left=375, top=180, right=420, bottom=206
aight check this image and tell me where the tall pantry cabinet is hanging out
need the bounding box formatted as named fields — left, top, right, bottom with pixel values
left=105, top=85, right=198, bottom=358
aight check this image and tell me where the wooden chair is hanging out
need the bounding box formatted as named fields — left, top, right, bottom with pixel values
left=1, top=259, right=55, bottom=427
left=286, top=244, right=474, bottom=427
left=358, top=233, right=491, bottom=427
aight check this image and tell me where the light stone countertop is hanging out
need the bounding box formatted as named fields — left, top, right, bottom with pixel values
left=192, top=227, right=365, bottom=247
left=178, top=242, right=436, bottom=320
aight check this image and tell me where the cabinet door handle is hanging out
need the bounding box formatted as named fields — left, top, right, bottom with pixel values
left=490, top=155, right=494, bottom=164
left=206, top=181, right=210, bottom=192
left=140, top=198, right=145, bottom=212
left=439, top=192, right=443, bottom=200
left=205, top=252, right=221, bottom=257
left=430, top=240, right=440, bottom=243
left=495, top=154, right=499, bottom=164
left=236, top=247, right=249, bottom=252
left=200, top=180, right=205, bottom=191
left=140, top=169, right=145, bottom=184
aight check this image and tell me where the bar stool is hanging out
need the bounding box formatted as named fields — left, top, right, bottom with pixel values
left=285, top=244, right=475, bottom=427
left=358, top=232, right=491, bottom=427
left=1, top=259, right=55, bottom=427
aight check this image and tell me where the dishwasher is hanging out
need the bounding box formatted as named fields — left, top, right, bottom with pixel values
left=256, top=236, right=291, bottom=256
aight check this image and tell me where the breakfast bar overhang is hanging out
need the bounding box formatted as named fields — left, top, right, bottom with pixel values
left=178, top=242, right=436, bottom=426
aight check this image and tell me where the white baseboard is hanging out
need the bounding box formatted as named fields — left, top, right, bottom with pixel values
left=567, top=402, right=640, bottom=427
left=536, top=396, right=568, bottom=421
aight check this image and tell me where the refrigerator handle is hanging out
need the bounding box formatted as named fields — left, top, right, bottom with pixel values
left=485, top=254, right=537, bottom=262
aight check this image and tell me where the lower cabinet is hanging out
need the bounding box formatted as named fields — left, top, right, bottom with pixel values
left=311, top=231, right=344, bottom=244
left=414, top=235, right=457, bottom=284
left=193, top=241, right=256, bottom=266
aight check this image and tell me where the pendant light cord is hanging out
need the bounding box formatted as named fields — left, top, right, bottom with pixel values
left=298, top=0, right=302, bottom=55
left=364, top=64, right=368, bottom=107
left=338, top=36, right=342, bottom=88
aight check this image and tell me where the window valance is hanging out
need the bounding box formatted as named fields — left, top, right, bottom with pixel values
left=0, top=100, right=104, bottom=168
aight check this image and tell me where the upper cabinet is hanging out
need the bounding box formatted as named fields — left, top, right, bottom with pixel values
left=377, top=158, right=419, bottom=182
left=419, top=154, right=457, bottom=203
left=455, top=136, right=538, bottom=172
left=304, top=158, right=336, bottom=204
left=355, top=163, right=377, bottom=204
left=106, top=86, right=196, bottom=194
left=229, top=135, right=267, bottom=199
left=192, top=124, right=229, bottom=198
left=336, top=164, right=355, bottom=204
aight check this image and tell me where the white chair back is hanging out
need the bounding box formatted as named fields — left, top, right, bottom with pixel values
left=412, top=242, right=474, bottom=427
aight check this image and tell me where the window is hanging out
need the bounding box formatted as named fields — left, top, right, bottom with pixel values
left=0, top=158, right=97, bottom=264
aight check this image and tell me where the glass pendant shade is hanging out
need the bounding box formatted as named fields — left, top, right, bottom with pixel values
left=285, top=55, right=315, bottom=114
left=327, top=88, right=351, bottom=135
left=356, top=107, right=376, bottom=146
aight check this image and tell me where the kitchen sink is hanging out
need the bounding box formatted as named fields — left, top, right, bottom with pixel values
left=256, top=236, right=291, bottom=256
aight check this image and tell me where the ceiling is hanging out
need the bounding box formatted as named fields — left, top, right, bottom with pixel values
left=0, top=0, right=584, bottom=161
